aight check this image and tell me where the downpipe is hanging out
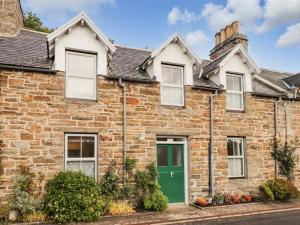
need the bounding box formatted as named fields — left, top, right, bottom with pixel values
left=209, top=90, right=219, bottom=197
left=274, top=97, right=281, bottom=178
left=118, top=78, right=126, bottom=185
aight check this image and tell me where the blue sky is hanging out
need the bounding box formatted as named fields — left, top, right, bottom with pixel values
left=21, top=0, right=300, bottom=73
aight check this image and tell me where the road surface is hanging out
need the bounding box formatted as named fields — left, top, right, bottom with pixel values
left=173, top=209, right=300, bottom=225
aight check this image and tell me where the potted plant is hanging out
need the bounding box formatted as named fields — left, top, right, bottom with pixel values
left=213, top=193, right=225, bottom=205
left=224, top=194, right=233, bottom=204
left=195, top=197, right=209, bottom=207
left=242, top=194, right=252, bottom=203
left=233, top=195, right=240, bottom=204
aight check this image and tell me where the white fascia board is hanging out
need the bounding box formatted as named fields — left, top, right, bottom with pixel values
left=150, top=32, right=202, bottom=64
left=219, top=44, right=261, bottom=74
left=254, top=74, right=288, bottom=94
left=47, top=11, right=115, bottom=53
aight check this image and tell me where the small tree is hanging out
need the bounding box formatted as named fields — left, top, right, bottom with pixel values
left=24, top=12, right=53, bottom=33
left=272, top=139, right=298, bottom=180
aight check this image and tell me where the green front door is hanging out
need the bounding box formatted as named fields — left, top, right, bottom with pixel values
left=157, top=144, right=185, bottom=203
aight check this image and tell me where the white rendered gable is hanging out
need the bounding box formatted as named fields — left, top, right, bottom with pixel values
left=47, top=12, right=115, bottom=75
left=145, top=33, right=202, bottom=85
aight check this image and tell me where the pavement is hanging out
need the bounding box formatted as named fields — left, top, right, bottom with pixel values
left=90, top=200, right=300, bottom=225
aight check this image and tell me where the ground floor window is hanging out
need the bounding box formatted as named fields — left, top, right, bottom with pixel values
left=227, top=137, right=245, bottom=178
left=64, top=133, right=97, bottom=178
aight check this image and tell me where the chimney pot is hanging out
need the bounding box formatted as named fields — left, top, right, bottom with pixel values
left=232, top=21, right=239, bottom=34
left=215, top=32, right=221, bottom=45
left=225, top=25, right=233, bottom=39
left=220, top=28, right=226, bottom=43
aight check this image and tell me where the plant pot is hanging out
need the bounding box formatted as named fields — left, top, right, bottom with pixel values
left=217, top=199, right=224, bottom=205
left=9, top=209, right=18, bottom=222
left=207, top=197, right=213, bottom=204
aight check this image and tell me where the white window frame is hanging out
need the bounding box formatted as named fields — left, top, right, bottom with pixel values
left=65, top=51, right=97, bottom=100
left=226, top=73, right=244, bottom=111
left=64, top=133, right=98, bottom=179
left=227, top=137, right=245, bottom=178
left=160, top=64, right=184, bottom=106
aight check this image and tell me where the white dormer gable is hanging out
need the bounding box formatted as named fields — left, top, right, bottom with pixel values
left=209, top=44, right=260, bottom=92
left=47, top=12, right=115, bottom=75
left=143, top=33, right=202, bottom=85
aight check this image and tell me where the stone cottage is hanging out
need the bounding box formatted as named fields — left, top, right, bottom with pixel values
left=1, top=0, right=300, bottom=204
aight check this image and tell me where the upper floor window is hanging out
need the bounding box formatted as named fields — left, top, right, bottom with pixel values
left=226, top=73, right=244, bottom=110
left=161, top=64, right=184, bottom=106
left=66, top=51, right=97, bottom=100
left=227, top=137, right=245, bottom=178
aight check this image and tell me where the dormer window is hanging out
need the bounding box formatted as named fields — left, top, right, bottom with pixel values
left=161, top=64, right=184, bottom=106
left=65, top=51, right=97, bottom=100
left=226, top=73, right=244, bottom=111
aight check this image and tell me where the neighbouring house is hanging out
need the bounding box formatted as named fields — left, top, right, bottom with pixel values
left=1, top=0, right=300, bottom=204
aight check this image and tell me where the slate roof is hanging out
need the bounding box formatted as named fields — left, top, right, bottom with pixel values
left=0, top=29, right=52, bottom=69
left=283, top=73, right=300, bottom=87
left=259, top=68, right=293, bottom=91
left=201, top=51, right=229, bottom=76
left=107, top=45, right=154, bottom=82
left=252, top=79, right=283, bottom=97
left=0, top=29, right=298, bottom=95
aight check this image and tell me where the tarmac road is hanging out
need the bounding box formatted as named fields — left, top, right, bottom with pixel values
left=172, top=209, right=300, bottom=225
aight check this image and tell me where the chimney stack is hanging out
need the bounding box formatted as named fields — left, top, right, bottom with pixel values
left=209, top=21, right=248, bottom=60
left=0, top=0, right=24, bottom=38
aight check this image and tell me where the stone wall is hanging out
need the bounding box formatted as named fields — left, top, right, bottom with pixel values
left=1, top=69, right=300, bottom=202
left=0, top=0, right=24, bottom=38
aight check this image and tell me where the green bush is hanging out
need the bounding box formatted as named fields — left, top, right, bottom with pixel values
left=260, top=183, right=275, bottom=201
left=0, top=203, right=9, bottom=223
left=44, top=171, right=105, bottom=223
left=266, top=179, right=299, bottom=201
left=144, top=190, right=168, bottom=212
left=100, top=161, right=121, bottom=200
left=9, top=165, right=42, bottom=221
left=135, top=162, right=168, bottom=211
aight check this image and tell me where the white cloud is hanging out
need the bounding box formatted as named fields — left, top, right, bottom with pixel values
left=22, top=0, right=115, bottom=24
left=185, top=30, right=207, bottom=46
left=277, top=22, right=300, bottom=48
left=200, top=0, right=262, bottom=31
left=257, top=0, right=300, bottom=33
left=168, top=7, right=197, bottom=25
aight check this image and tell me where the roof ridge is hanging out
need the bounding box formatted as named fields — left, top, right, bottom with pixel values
left=21, top=28, right=49, bottom=35
left=261, top=67, right=295, bottom=75
left=115, top=44, right=152, bottom=52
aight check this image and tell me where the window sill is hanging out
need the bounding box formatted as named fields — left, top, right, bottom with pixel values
left=160, top=104, right=185, bottom=109
left=229, top=176, right=246, bottom=180
left=64, top=98, right=97, bottom=104
left=226, top=109, right=245, bottom=113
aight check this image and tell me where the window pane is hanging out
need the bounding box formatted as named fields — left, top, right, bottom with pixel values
left=66, top=161, right=80, bottom=171
left=157, top=146, right=168, bottom=166
left=233, top=93, right=243, bottom=109
left=67, top=77, right=82, bottom=98
left=82, top=136, right=95, bottom=157
left=82, top=161, right=95, bottom=177
left=172, top=68, right=182, bottom=85
left=162, top=86, right=172, bottom=104
left=172, top=146, right=181, bottom=167
left=227, top=139, right=233, bottom=156
left=234, top=158, right=243, bottom=176
left=228, top=159, right=234, bottom=177
left=172, top=87, right=183, bottom=105
left=68, top=136, right=81, bottom=158
left=227, top=93, right=235, bottom=109
left=233, top=76, right=242, bottom=91
left=226, top=75, right=234, bottom=90
left=82, top=78, right=95, bottom=98
left=162, top=67, right=172, bottom=83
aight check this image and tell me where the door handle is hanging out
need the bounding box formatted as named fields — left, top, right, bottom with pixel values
left=170, top=171, right=175, bottom=178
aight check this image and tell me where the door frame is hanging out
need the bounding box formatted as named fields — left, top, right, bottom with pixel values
left=156, top=136, right=188, bottom=204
